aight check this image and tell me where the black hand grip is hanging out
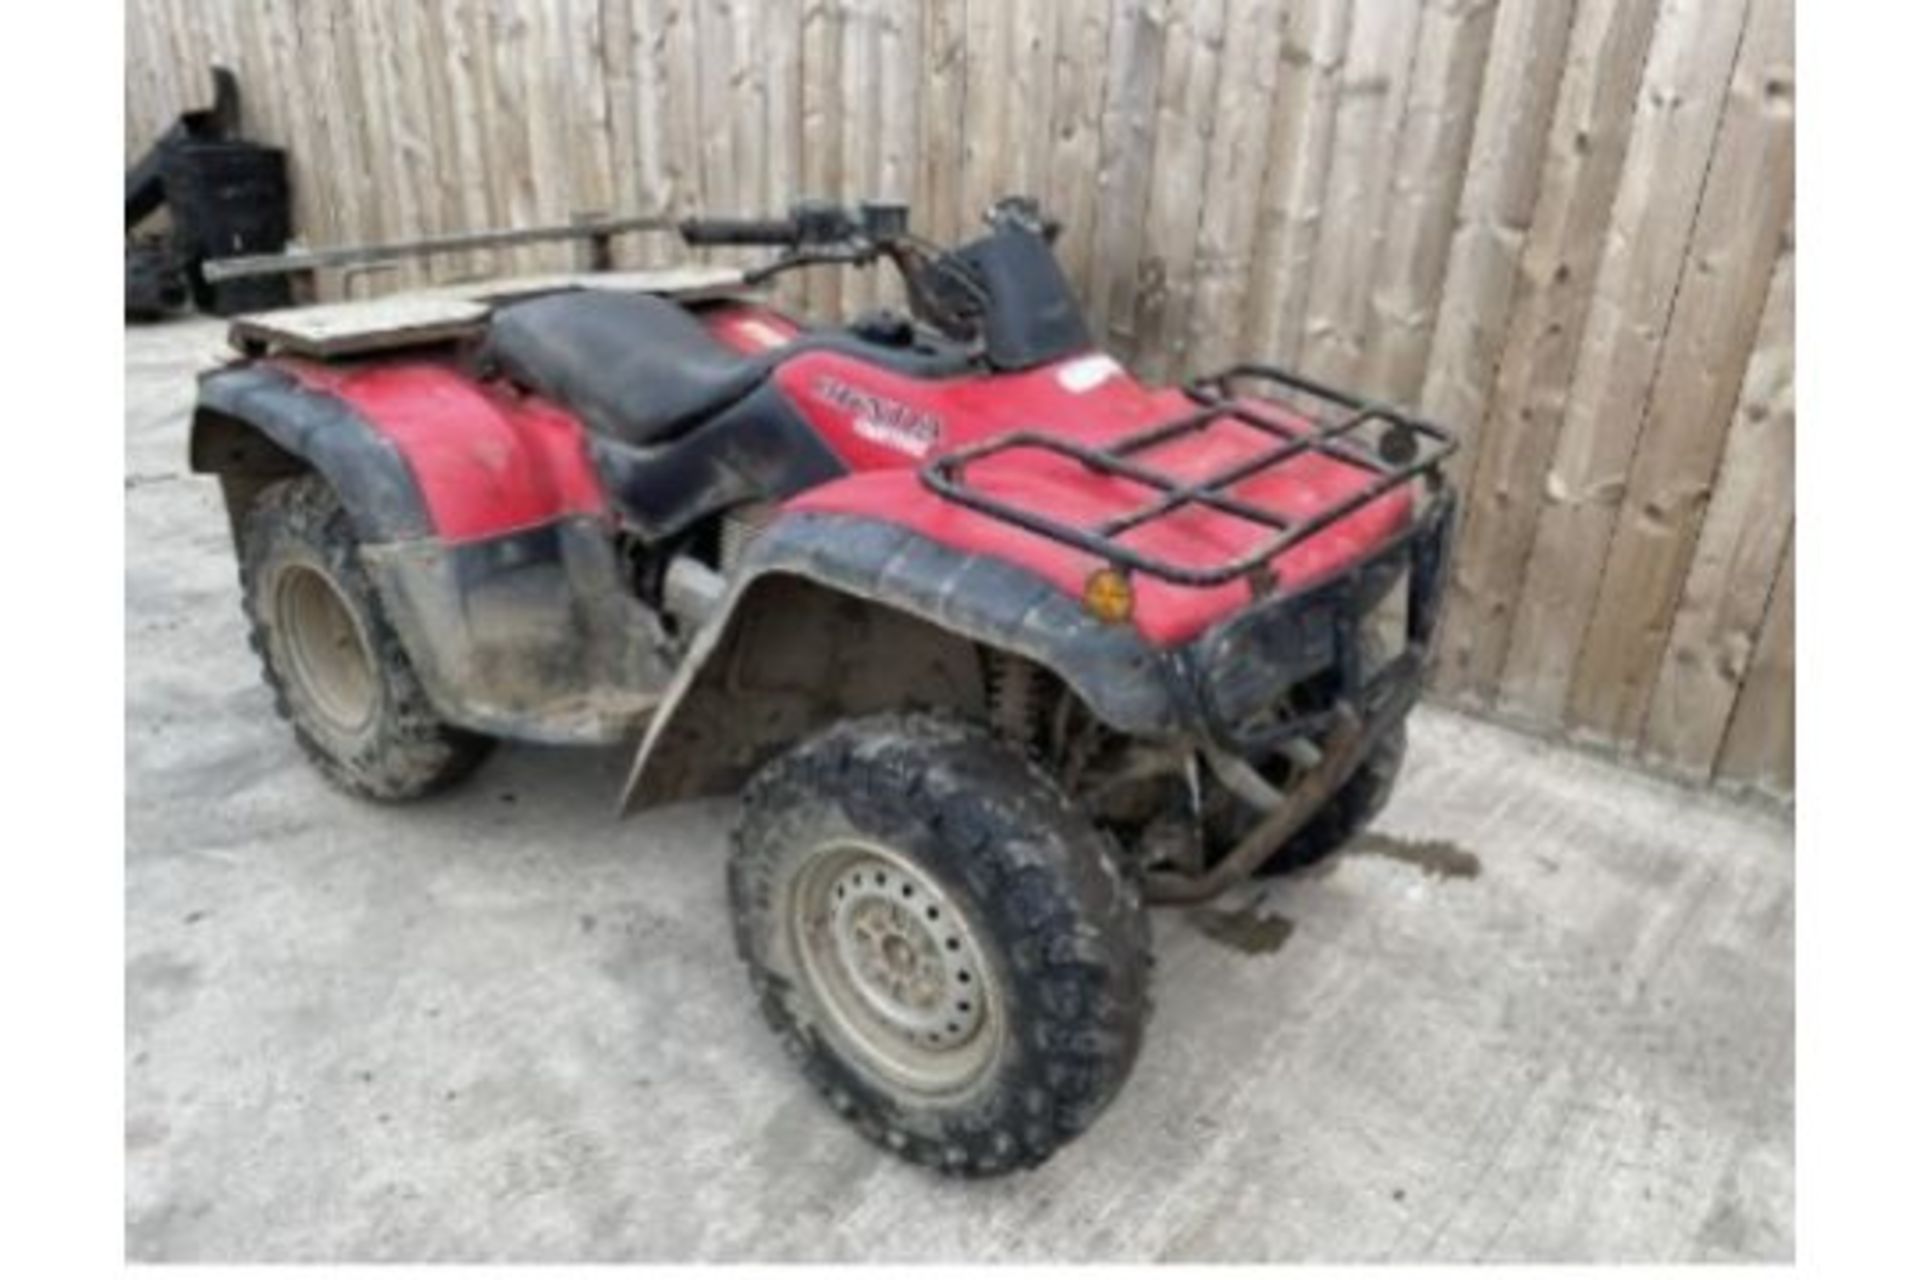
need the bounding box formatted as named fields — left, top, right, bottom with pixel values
left=678, top=216, right=799, bottom=247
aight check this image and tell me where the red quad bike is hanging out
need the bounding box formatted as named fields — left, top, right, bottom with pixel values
left=190, top=197, right=1457, bottom=1176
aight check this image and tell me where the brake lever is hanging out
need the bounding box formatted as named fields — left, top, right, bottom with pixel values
left=742, top=242, right=877, bottom=288
left=741, top=255, right=798, bottom=288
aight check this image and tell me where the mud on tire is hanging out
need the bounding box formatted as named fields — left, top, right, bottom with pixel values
left=730, top=713, right=1151, bottom=1177
left=240, top=474, right=492, bottom=800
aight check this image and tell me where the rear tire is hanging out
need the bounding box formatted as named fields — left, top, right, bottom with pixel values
left=730, top=713, right=1151, bottom=1176
left=239, top=475, right=492, bottom=800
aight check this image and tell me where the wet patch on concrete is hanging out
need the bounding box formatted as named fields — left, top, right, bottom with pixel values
left=1187, top=901, right=1296, bottom=955
left=127, top=952, right=203, bottom=1028
left=1344, top=832, right=1483, bottom=881
left=126, top=1113, right=171, bottom=1153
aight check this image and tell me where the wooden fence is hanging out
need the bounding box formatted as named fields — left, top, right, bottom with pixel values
left=125, top=0, right=1795, bottom=800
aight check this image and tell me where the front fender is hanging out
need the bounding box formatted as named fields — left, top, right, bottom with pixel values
left=620, top=511, right=1190, bottom=812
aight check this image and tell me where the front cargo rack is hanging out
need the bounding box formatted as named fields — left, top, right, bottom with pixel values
left=920, top=363, right=1458, bottom=590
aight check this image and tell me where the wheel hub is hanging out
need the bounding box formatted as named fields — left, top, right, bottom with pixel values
left=828, top=859, right=985, bottom=1049
left=273, top=562, right=377, bottom=735
left=792, top=841, right=1000, bottom=1094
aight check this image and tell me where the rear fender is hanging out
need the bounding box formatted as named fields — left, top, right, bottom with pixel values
left=620, top=511, right=1190, bottom=812
left=189, top=363, right=435, bottom=543
left=191, top=361, right=670, bottom=744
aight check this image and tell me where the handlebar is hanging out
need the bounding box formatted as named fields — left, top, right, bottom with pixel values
left=678, top=216, right=800, bottom=248
left=681, top=200, right=880, bottom=250
left=678, top=197, right=1051, bottom=342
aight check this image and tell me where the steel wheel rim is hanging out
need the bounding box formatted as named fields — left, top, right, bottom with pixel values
left=790, top=838, right=1003, bottom=1097
left=273, top=562, right=378, bottom=736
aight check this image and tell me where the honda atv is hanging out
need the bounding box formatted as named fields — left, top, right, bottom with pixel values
left=188, top=196, right=1456, bottom=1176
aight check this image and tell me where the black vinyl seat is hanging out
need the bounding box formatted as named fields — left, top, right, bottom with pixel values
left=486, top=291, right=769, bottom=446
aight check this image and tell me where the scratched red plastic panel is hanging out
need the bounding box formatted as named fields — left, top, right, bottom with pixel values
left=278, top=358, right=607, bottom=542
left=781, top=352, right=1411, bottom=647
left=275, top=336, right=1410, bottom=640
left=699, top=302, right=806, bottom=353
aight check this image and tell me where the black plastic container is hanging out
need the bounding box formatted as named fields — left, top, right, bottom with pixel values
left=162, top=140, right=293, bottom=315
left=125, top=238, right=187, bottom=320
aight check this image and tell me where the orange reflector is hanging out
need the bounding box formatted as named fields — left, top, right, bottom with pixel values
left=1082, top=567, right=1135, bottom=625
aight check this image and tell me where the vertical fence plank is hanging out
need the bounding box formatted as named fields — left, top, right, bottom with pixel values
left=373, top=0, right=444, bottom=282
left=1296, top=0, right=1420, bottom=387
left=918, top=0, right=967, bottom=247
left=659, top=0, right=703, bottom=222
left=960, top=0, right=1009, bottom=233
left=434, top=2, right=501, bottom=278
left=1006, top=0, right=1061, bottom=205
left=1048, top=0, right=1118, bottom=294
left=732, top=0, right=769, bottom=219
left=1429, top=0, right=1662, bottom=703
left=1641, top=240, right=1794, bottom=779
left=695, top=0, right=739, bottom=222
left=618, top=0, right=662, bottom=248
left=123, top=2, right=160, bottom=154
left=525, top=0, right=581, bottom=272
left=485, top=1, right=542, bottom=274
left=1358, top=0, right=1500, bottom=405
left=341, top=0, right=421, bottom=288
left=404, top=3, right=469, bottom=280
left=765, top=0, right=804, bottom=207
left=1132, top=0, right=1227, bottom=383
left=1186, top=0, right=1292, bottom=376
left=251, top=0, right=333, bottom=253
left=222, top=0, right=285, bottom=154
left=874, top=0, right=922, bottom=309
left=1087, top=0, right=1169, bottom=353
left=1497, top=0, right=1753, bottom=731
left=1416, top=0, right=1576, bottom=488
left=1714, top=538, right=1793, bottom=798
left=799, top=0, right=845, bottom=316
left=156, top=0, right=206, bottom=124
left=600, top=0, right=644, bottom=265
left=1244, top=0, right=1352, bottom=366
left=313, top=2, right=379, bottom=260
left=763, top=0, right=807, bottom=307
left=564, top=0, right=622, bottom=243
left=1566, top=0, right=1794, bottom=743
left=840, top=0, right=884, bottom=315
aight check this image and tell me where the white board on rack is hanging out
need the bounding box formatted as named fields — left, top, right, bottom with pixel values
left=227, top=265, right=752, bottom=358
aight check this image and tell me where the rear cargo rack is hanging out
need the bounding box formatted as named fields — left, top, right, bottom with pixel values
left=920, top=363, right=1458, bottom=590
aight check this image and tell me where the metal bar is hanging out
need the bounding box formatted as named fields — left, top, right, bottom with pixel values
left=1094, top=405, right=1398, bottom=537
left=1098, top=402, right=1230, bottom=460
left=918, top=360, right=1461, bottom=590
left=1095, top=456, right=1299, bottom=537
left=938, top=431, right=1186, bottom=494
left=1226, top=399, right=1395, bottom=475
left=923, top=445, right=1444, bottom=586
left=1197, top=363, right=1456, bottom=449
left=1096, top=485, right=1294, bottom=539
left=572, top=210, right=617, bottom=272
left=201, top=213, right=678, bottom=282
left=1145, top=704, right=1368, bottom=904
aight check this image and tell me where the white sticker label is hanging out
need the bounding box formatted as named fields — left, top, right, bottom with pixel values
left=735, top=318, right=793, bottom=350
left=1057, top=353, right=1122, bottom=394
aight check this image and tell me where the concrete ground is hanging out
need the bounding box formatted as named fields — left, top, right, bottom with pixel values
left=125, top=317, right=1793, bottom=1263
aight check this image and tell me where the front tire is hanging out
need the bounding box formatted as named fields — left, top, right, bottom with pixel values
left=239, top=475, right=492, bottom=800
left=730, top=713, right=1151, bottom=1176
